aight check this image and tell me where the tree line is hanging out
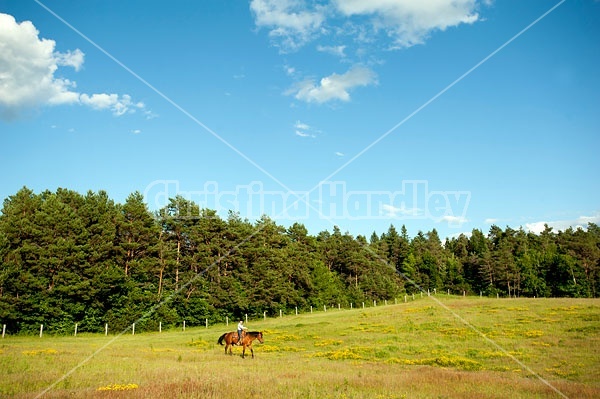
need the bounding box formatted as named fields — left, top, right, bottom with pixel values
left=0, top=187, right=598, bottom=334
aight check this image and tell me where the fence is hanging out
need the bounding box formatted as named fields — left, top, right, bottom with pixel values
left=1, top=290, right=515, bottom=338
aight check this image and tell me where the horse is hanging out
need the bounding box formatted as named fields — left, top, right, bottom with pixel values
left=217, top=331, right=264, bottom=359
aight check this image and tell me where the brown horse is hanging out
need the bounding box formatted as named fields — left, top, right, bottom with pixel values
left=217, top=331, right=264, bottom=359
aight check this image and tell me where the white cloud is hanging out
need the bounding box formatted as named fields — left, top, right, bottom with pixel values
left=317, top=44, right=346, bottom=57
left=131, top=129, right=141, bottom=134
left=80, top=93, right=145, bottom=116
left=0, top=13, right=150, bottom=120
left=335, top=151, right=344, bottom=156
left=525, top=213, right=600, bottom=234
left=55, top=49, right=85, bottom=71
left=289, top=65, right=377, bottom=103
left=250, top=0, right=327, bottom=52
left=440, top=215, right=468, bottom=225
left=250, top=1, right=484, bottom=51
left=381, top=203, right=420, bottom=217
left=333, top=0, right=481, bottom=48
left=294, top=120, right=319, bottom=137
left=484, top=218, right=499, bottom=224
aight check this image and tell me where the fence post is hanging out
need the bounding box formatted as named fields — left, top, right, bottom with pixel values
left=159, top=322, right=162, bottom=333
left=412, top=294, right=415, bottom=300
left=205, top=319, right=208, bottom=329
left=263, top=311, right=266, bottom=321
left=427, top=289, right=430, bottom=296
left=280, top=309, right=283, bottom=318
left=39, top=324, right=43, bottom=338
left=295, top=307, right=298, bottom=315
left=362, top=302, right=365, bottom=309
left=2, top=324, right=5, bottom=339
left=183, top=320, right=186, bottom=332
left=105, top=323, right=108, bottom=336
left=132, top=323, right=135, bottom=335
left=74, top=323, right=78, bottom=337
left=350, top=303, right=353, bottom=309
left=324, top=305, right=327, bottom=312
left=226, top=316, right=229, bottom=326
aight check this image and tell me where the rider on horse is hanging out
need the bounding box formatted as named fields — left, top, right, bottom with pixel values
left=237, top=320, right=247, bottom=345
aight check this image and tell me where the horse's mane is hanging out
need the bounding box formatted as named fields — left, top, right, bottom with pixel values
left=247, top=331, right=262, bottom=336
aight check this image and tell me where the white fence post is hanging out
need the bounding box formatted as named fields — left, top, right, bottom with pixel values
left=245, top=314, right=248, bottom=324
left=2, top=324, right=5, bottom=339
left=183, top=320, right=186, bottom=332
left=132, top=323, right=135, bottom=335
left=263, top=311, right=266, bottom=321
left=206, top=319, right=208, bottom=329
left=74, top=323, right=78, bottom=337
left=226, top=316, right=229, bottom=326
left=295, top=307, right=298, bottom=315
left=39, top=324, right=43, bottom=338
left=324, top=305, right=327, bottom=312
left=105, top=323, right=108, bottom=336
left=280, top=309, right=283, bottom=318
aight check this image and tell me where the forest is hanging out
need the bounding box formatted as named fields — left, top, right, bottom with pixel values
left=0, top=187, right=598, bottom=334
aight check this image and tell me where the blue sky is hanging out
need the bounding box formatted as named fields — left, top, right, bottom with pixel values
left=1, top=0, right=598, bottom=240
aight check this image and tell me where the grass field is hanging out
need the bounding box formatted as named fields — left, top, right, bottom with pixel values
left=1, top=296, right=599, bottom=398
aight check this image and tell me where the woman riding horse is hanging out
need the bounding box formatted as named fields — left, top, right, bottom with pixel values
left=217, top=331, right=264, bottom=358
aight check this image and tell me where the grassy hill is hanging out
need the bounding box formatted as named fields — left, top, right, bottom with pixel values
left=1, top=296, right=599, bottom=398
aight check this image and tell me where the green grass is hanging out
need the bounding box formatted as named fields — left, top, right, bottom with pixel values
left=1, top=296, right=599, bottom=398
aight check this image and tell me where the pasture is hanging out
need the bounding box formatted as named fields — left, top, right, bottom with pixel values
left=1, top=296, right=598, bottom=398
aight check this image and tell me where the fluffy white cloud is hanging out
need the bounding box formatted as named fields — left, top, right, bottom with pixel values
left=251, top=0, right=484, bottom=51
left=250, top=0, right=326, bottom=52
left=0, top=13, right=149, bottom=120
left=525, top=213, right=600, bottom=234
left=289, top=66, right=377, bottom=103
left=334, top=0, right=481, bottom=48
left=80, top=93, right=145, bottom=116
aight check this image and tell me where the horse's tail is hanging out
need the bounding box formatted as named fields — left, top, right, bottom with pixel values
left=217, top=333, right=226, bottom=346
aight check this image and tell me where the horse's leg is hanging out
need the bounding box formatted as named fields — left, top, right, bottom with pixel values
left=241, top=345, right=245, bottom=359
left=250, top=346, right=254, bottom=359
